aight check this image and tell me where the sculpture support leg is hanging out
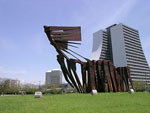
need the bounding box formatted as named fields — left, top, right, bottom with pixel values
left=113, top=66, right=121, bottom=92
left=81, top=63, right=87, bottom=93
left=126, top=67, right=135, bottom=90
left=87, top=61, right=96, bottom=92
left=108, top=61, right=117, bottom=92
left=103, top=60, right=113, bottom=92
left=66, top=59, right=83, bottom=93
left=57, top=55, right=74, bottom=88
left=68, top=59, right=83, bottom=93
left=122, top=67, right=129, bottom=91
left=96, top=60, right=105, bottom=92
left=57, top=55, right=81, bottom=93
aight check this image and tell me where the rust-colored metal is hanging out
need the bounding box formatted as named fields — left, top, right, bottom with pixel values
left=48, top=26, right=81, bottom=41
left=96, top=60, right=105, bottom=92
left=44, top=26, right=134, bottom=93
left=108, top=61, right=117, bottom=92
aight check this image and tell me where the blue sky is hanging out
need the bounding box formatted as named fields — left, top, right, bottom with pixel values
left=0, top=0, right=150, bottom=84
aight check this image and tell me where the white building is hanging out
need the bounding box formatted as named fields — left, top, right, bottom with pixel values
left=45, top=69, right=62, bottom=85
left=0, top=77, right=20, bottom=87
left=91, top=23, right=150, bottom=83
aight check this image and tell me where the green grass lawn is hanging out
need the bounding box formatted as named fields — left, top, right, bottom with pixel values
left=0, top=92, right=150, bottom=113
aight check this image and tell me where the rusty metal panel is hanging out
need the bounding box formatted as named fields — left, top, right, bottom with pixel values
left=96, top=60, right=105, bottom=92
left=81, top=62, right=87, bottom=93
left=45, top=26, right=81, bottom=41
left=44, top=26, right=81, bottom=50
left=108, top=61, right=117, bottom=92
left=103, top=60, right=113, bottom=92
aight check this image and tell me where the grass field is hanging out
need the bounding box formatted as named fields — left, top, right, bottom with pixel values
left=0, top=92, right=150, bottom=113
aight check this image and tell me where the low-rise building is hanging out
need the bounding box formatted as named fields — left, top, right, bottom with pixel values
left=45, top=69, right=62, bottom=86
left=0, top=77, right=20, bottom=87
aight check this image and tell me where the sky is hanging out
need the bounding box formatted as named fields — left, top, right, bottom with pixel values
left=0, top=0, right=150, bottom=84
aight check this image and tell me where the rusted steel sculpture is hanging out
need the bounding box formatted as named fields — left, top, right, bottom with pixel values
left=44, top=26, right=134, bottom=93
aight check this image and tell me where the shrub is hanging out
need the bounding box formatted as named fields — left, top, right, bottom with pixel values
left=42, top=88, right=62, bottom=94
left=133, top=81, right=150, bottom=92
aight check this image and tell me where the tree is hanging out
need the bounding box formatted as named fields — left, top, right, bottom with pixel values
left=0, top=80, right=20, bottom=95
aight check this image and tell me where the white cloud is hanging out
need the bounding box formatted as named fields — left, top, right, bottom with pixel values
left=104, top=0, right=137, bottom=25
left=71, top=0, right=138, bottom=29
left=0, top=67, right=26, bottom=74
left=91, top=0, right=138, bottom=32
left=68, top=0, right=138, bottom=59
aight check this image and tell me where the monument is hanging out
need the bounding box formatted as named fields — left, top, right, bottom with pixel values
left=44, top=26, right=134, bottom=93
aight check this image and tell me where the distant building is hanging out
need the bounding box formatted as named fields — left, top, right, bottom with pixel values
left=45, top=69, right=62, bottom=86
left=0, top=77, right=20, bottom=87
left=91, top=23, right=150, bottom=83
left=0, top=78, right=5, bottom=84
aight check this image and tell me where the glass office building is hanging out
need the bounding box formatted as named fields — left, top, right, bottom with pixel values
left=91, top=23, right=150, bottom=83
